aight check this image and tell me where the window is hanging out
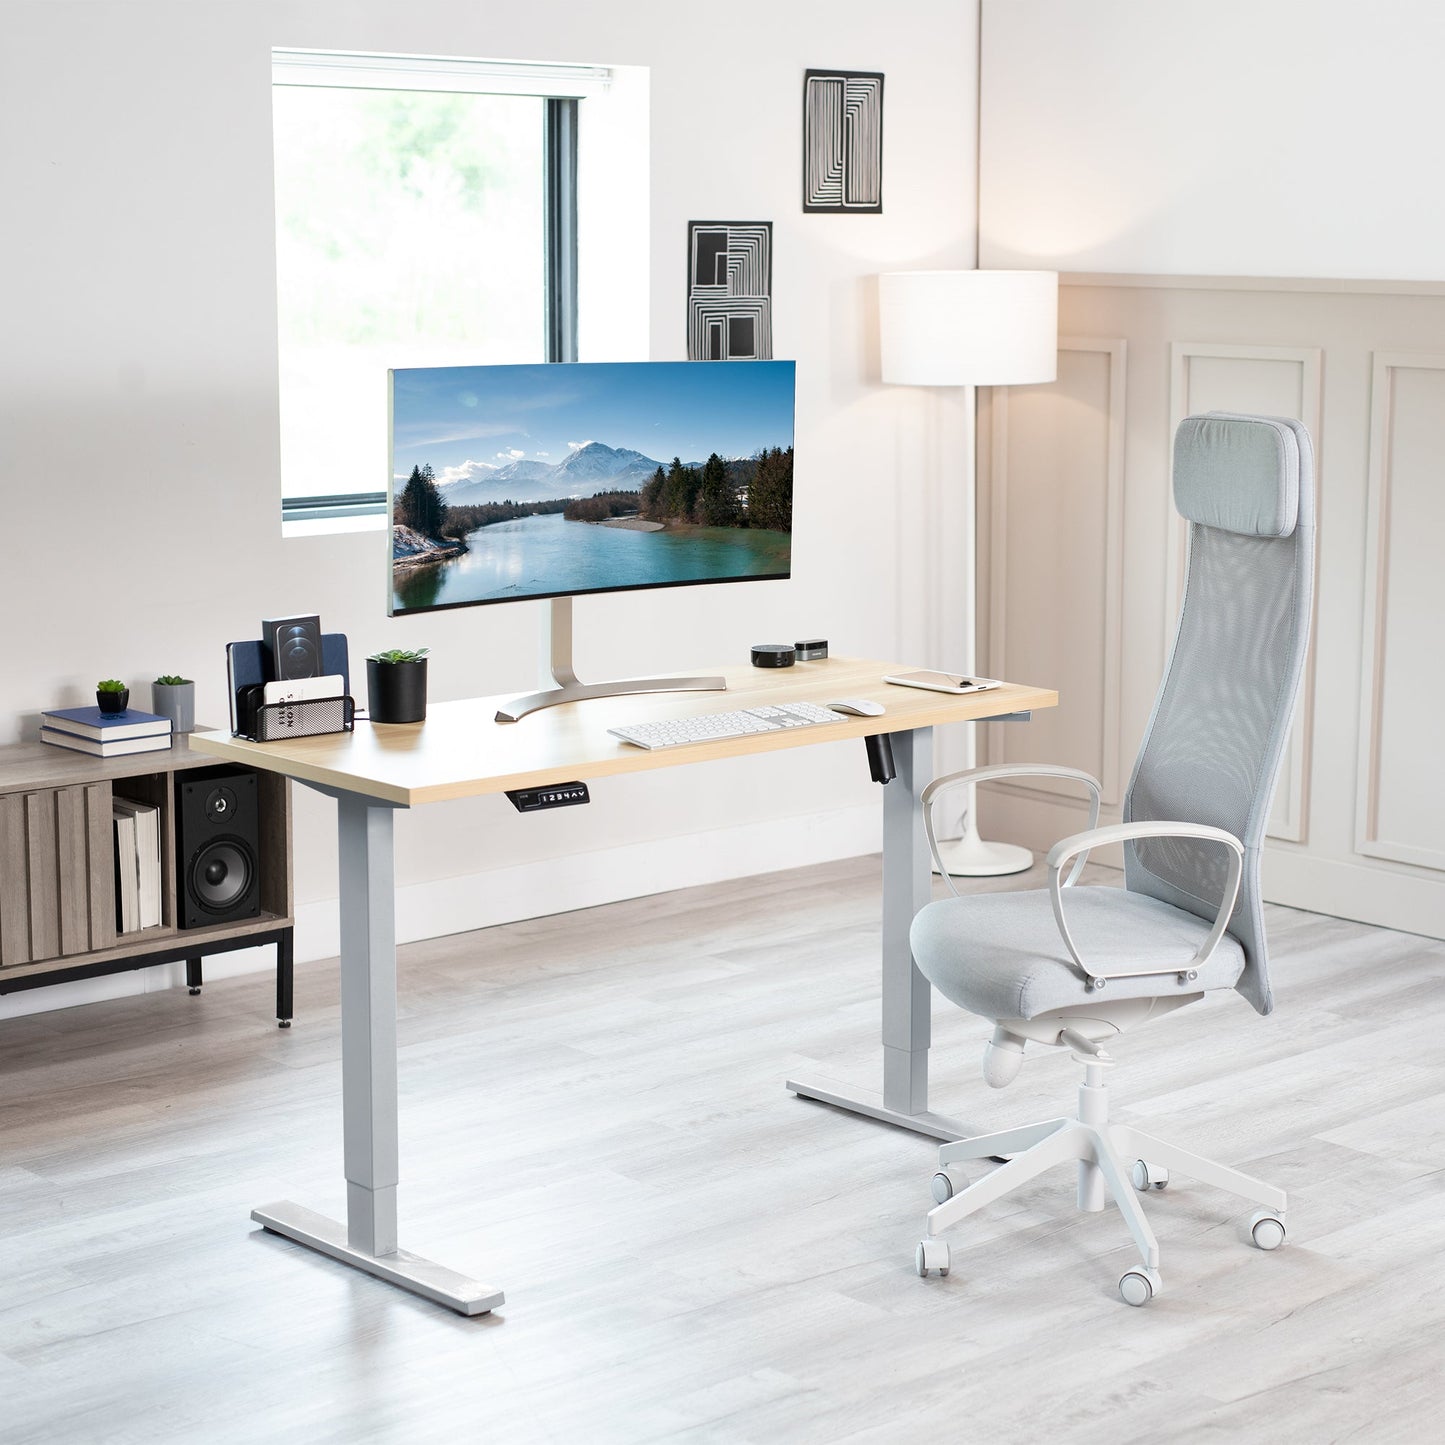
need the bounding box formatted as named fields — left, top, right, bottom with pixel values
left=271, top=51, right=604, bottom=531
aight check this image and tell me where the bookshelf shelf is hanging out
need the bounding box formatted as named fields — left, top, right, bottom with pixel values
left=0, top=732, right=294, bottom=1024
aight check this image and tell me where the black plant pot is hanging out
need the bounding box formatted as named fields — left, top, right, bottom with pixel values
left=97, top=689, right=129, bottom=715
left=367, top=659, right=427, bottom=724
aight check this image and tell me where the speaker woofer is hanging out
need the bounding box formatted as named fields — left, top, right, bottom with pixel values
left=188, top=838, right=255, bottom=913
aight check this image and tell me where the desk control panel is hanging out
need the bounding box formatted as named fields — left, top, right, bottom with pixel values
left=506, top=781, right=590, bottom=813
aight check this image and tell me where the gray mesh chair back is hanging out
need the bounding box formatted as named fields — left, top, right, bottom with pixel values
left=1123, top=413, right=1315, bottom=1015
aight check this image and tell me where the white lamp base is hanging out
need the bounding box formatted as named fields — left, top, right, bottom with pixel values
left=932, top=827, right=1034, bottom=878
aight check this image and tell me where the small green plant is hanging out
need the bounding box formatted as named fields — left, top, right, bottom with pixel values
left=367, top=647, right=430, bottom=665
left=154, top=674, right=192, bottom=686
left=96, top=679, right=126, bottom=693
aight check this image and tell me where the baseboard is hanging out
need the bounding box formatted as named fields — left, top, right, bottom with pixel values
left=1262, top=849, right=1445, bottom=942
left=0, top=803, right=882, bottom=1020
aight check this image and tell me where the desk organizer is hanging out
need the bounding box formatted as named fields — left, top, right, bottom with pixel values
left=248, top=694, right=355, bottom=742
left=227, top=634, right=354, bottom=742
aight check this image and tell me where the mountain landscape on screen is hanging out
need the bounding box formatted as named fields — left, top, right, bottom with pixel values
left=438, top=442, right=681, bottom=506
left=388, top=360, right=796, bottom=613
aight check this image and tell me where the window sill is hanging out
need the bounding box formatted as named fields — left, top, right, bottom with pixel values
left=283, top=513, right=387, bottom=540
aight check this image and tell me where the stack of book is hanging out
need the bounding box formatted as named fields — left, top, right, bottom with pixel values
left=112, top=797, right=162, bottom=932
left=40, top=706, right=172, bottom=757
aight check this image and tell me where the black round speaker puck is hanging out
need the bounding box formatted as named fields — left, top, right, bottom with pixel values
left=751, top=644, right=796, bottom=668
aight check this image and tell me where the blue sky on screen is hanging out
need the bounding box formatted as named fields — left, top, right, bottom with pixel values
left=391, top=361, right=795, bottom=481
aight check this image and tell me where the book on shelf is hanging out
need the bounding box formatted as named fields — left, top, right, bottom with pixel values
left=111, top=805, right=140, bottom=934
left=41, top=705, right=173, bottom=742
left=39, top=728, right=172, bottom=759
left=111, top=797, right=161, bottom=930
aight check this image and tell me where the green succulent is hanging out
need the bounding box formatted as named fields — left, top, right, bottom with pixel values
left=154, top=674, right=192, bottom=687
left=96, top=679, right=127, bottom=693
left=367, top=647, right=430, bottom=665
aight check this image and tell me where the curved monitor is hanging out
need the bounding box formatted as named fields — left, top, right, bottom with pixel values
left=388, top=360, right=795, bottom=616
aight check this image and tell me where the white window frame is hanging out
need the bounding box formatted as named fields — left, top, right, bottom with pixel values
left=272, top=49, right=609, bottom=529
left=272, top=48, right=611, bottom=100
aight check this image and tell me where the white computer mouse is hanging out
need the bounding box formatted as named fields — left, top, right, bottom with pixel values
left=825, top=698, right=886, bottom=717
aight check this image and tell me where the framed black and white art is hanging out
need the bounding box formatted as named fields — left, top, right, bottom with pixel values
left=686, top=221, right=773, bottom=361
left=803, top=69, right=884, bottom=213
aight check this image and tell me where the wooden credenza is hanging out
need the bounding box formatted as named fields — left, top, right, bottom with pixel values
left=0, top=732, right=295, bottom=1024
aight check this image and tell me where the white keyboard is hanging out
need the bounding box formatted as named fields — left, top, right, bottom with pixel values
left=610, top=701, right=841, bottom=749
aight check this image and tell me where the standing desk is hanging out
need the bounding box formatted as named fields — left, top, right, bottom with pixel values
left=190, top=657, right=1056, bottom=1314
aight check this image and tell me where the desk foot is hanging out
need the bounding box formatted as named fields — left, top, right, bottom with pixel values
left=251, top=1201, right=504, bottom=1317
left=785, top=1076, right=979, bottom=1143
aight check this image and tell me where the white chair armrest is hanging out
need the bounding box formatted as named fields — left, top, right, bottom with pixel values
left=1044, top=821, right=1245, bottom=988
left=923, top=765, right=1102, bottom=896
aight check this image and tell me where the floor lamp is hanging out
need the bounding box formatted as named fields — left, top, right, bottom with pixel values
left=879, top=269, right=1058, bottom=876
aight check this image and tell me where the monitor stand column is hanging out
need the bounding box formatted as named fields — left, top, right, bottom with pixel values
left=494, top=596, right=728, bottom=722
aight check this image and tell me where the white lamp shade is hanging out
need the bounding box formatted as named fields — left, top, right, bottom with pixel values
left=879, top=270, right=1058, bottom=387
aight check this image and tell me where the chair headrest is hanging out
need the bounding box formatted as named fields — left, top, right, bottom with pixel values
left=1173, top=412, right=1302, bottom=538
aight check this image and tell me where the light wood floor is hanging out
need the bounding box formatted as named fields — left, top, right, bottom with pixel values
left=2, top=856, right=1443, bottom=1444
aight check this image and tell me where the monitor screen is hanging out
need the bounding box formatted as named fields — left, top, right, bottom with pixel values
left=388, top=360, right=796, bottom=616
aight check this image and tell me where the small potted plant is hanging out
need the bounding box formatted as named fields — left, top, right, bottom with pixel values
left=151, top=674, right=195, bottom=733
left=96, top=678, right=129, bottom=715
left=366, top=647, right=429, bottom=724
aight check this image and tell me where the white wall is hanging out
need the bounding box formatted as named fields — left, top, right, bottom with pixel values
left=980, top=0, right=1445, bottom=278
left=1, top=1, right=978, bottom=1013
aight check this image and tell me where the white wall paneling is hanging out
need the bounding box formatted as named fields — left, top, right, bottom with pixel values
left=1167, top=340, right=1322, bottom=844
left=978, top=337, right=1126, bottom=845
left=1355, top=352, right=1445, bottom=873
left=984, top=276, right=1445, bottom=941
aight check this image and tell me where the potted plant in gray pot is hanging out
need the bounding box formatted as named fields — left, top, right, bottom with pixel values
left=366, top=647, right=429, bottom=724
left=96, top=678, right=129, bottom=714
left=151, top=674, right=195, bottom=733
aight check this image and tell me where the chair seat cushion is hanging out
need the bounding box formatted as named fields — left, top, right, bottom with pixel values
left=910, top=886, right=1246, bottom=1022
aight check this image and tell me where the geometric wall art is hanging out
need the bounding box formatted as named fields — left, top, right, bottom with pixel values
left=686, top=221, right=773, bottom=360
left=803, top=69, right=884, bottom=213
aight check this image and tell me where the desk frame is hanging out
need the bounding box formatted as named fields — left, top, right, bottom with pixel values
left=784, top=727, right=975, bottom=1140
left=192, top=661, right=1055, bottom=1316
left=253, top=789, right=505, bottom=1314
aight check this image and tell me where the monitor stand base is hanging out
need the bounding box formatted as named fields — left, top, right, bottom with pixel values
left=494, top=597, right=728, bottom=722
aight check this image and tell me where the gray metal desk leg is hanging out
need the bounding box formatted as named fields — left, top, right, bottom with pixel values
left=252, top=792, right=504, bottom=1316
left=788, top=726, right=979, bottom=1142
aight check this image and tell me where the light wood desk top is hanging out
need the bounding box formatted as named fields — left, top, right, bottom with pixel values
left=187, top=657, right=1057, bottom=807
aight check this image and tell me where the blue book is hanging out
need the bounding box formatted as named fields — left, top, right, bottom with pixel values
left=40, top=728, right=173, bottom=758
left=42, top=705, right=173, bottom=742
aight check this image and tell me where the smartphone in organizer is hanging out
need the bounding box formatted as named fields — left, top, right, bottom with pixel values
left=882, top=670, right=1002, bottom=695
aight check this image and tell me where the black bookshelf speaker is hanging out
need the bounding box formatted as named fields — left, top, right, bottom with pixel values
left=177, top=766, right=261, bottom=928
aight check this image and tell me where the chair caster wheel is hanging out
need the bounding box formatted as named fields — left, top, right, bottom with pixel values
left=1248, top=1210, right=1286, bottom=1250
left=1118, top=1266, right=1162, bottom=1306
left=188, top=987, right=201, bottom=997
left=930, top=1171, right=955, bottom=1204
left=1130, top=1160, right=1169, bottom=1191
left=916, top=1239, right=950, bottom=1277
left=278, top=1020, right=292, bottom=1029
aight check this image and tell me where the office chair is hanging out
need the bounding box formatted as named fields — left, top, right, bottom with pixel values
left=910, top=412, right=1314, bottom=1305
